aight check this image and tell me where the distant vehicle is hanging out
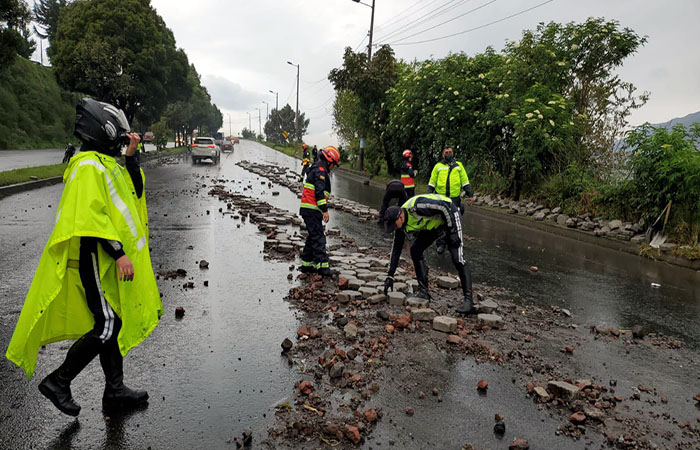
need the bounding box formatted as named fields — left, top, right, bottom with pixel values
left=233, top=137, right=240, bottom=144
left=213, top=131, right=224, bottom=148
left=143, top=131, right=154, bottom=143
left=191, top=137, right=220, bottom=165
left=221, top=137, right=233, bottom=152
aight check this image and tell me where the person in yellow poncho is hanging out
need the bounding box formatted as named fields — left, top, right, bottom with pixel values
left=5, top=98, right=163, bottom=417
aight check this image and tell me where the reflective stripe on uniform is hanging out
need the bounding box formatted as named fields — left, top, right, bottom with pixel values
left=69, top=159, right=144, bottom=246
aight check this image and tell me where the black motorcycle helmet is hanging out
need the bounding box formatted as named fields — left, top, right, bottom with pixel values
left=74, top=98, right=131, bottom=156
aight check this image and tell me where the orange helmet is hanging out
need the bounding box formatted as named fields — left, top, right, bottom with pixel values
left=402, top=149, right=412, bottom=158
left=321, top=146, right=340, bottom=165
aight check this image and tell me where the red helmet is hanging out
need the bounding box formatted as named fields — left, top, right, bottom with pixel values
left=321, top=146, right=340, bottom=165
left=402, top=149, right=412, bottom=158
left=302, top=144, right=308, bottom=150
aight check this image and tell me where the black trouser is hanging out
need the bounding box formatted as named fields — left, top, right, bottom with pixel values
left=436, top=196, right=464, bottom=248
left=300, top=210, right=329, bottom=270
left=405, top=187, right=415, bottom=198
left=55, top=237, right=123, bottom=385
left=378, top=182, right=408, bottom=224
left=412, top=228, right=472, bottom=298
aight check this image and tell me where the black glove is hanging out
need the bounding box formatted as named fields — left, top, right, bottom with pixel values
left=383, top=276, right=394, bottom=295
left=427, top=185, right=435, bottom=194
left=447, top=232, right=462, bottom=248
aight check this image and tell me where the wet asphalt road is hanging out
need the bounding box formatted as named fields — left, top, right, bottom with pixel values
left=0, top=144, right=174, bottom=171
left=0, top=143, right=301, bottom=449
left=1, top=140, right=699, bottom=449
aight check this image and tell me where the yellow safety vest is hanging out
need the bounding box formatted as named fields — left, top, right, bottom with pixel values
left=428, top=161, right=470, bottom=198
left=5, top=151, right=162, bottom=379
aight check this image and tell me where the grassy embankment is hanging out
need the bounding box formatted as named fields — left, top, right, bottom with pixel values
left=0, top=147, right=187, bottom=187
left=0, top=57, right=78, bottom=150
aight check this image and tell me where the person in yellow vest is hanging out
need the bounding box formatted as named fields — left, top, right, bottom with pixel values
left=428, top=145, right=474, bottom=254
left=5, top=98, right=162, bottom=417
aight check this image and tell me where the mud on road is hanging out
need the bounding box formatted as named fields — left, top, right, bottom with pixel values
left=218, top=160, right=700, bottom=449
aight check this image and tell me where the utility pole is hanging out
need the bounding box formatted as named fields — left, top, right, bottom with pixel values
left=226, top=113, right=232, bottom=138
left=352, top=0, right=376, bottom=170
left=247, top=112, right=251, bottom=131
left=287, top=61, right=300, bottom=143
left=257, top=107, right=261, bottom=136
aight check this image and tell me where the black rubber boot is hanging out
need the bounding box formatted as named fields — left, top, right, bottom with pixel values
left=100, top=340, right=149, bottom=412
left=299, top=265, right=316, bottom=274
left=456, top=292, right=476, bottom=315
left=38, top=334, right=103, bottom=416
left=38, top=371, right=81, bottom=417
left=414, top=260, right=432, bottom=300
left=318, top=267, right=338, bottom=277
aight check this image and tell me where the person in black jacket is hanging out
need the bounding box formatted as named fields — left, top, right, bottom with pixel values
left=377, top=180, right=408, bottom=226
left=299, top=146, right=341, bottom=276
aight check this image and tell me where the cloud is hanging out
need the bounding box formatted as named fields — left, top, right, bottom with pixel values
left=200, top=74, right=263, bottom=111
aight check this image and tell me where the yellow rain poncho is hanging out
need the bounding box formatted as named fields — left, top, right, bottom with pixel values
left=6, top=151, right=162, bottom=379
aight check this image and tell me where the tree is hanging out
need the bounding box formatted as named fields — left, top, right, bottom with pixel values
left=33, top=0, right=70, bottom=54
left=264, top=104, right=308, bottom=144
left=241, top=128, right=255, bottom=139
left=328, top=45, right=398, bottom=169
left=151, top=118, right=171, bottom=150
left=51, top=0, right=190, bottom=125
left=0, top=0, right=36, bottom=69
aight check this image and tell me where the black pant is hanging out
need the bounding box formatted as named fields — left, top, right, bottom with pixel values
left=412, top=224, right=472, bottom=298
left=300, top=210, right=328, bottom=270
left=405, top=187, right=415, bottom=198
left=378, top=182, right=408, bottom=224
left=56, top=238, right=123, bottom=383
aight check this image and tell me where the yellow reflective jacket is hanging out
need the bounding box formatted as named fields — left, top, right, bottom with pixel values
left=5, top=151, right=162, bottom=379
left=428, top=161, right=470, bottom=199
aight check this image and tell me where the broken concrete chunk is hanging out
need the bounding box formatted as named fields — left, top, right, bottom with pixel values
left=387, top=291, right=406, bottom=306
left=477, top=313, right=503, bottom=328
left=433, top=316, right=458, bottom=333
left=476, top=298, right=498, bottom=314
left=546, top=380, right=580, bottom=399
left=437, top=276, right=459, bottom=289
left=337, top=290, right=361, bottom=303
left=406, top=297, right=428, bottom=307
left=411, top=308, right=437, bottom=321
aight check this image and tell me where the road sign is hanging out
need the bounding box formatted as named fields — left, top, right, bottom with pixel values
left=282, top=131, right=289, bottom=139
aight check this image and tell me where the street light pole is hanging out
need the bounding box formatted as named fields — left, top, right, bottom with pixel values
left=287, top=61, right=300, bottom=143
left=352, top=0, right=375, bottom=170
left=262, top=101, right=269, bottom=121
left=226, top=113, right=231, bottom=138
left=247, top=112, right=251, bottom=131
left=257, top=107, right=261, bottom=136
left=269, top=90, right=278, bottom=111
left=352, top=0, right=376, bottom=60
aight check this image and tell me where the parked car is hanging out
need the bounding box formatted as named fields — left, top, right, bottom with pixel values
left=191, top=137, right=220, bottom=164
left=221, top=138, right=233, bottom=152
left=233, top=137, right=240, bottom=144
left=143, top=131, right=154, bottom=143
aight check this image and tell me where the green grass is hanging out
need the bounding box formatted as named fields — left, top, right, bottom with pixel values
left=0, top=147, right=187, bottom=187
left=0, top=57, right=78, bottom=150
left=0, top=163, right=66, bottom=187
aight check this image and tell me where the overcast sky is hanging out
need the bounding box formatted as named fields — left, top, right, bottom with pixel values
left=34, top=0, right=700, bottom=146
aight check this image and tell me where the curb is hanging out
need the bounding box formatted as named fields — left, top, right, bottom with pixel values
left=467, top=204, right=700, bottom=271
left=0, top=148, right=187, bottom=199
left=0, top=176, right=63, bottom=198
